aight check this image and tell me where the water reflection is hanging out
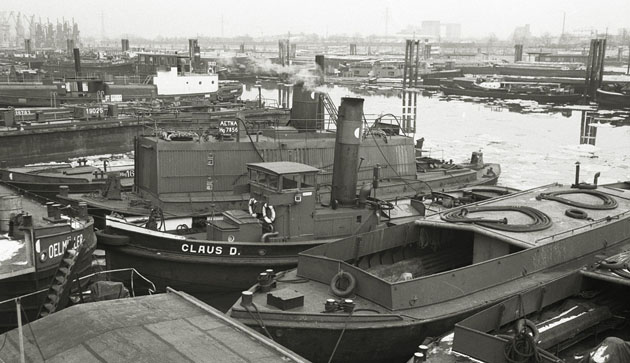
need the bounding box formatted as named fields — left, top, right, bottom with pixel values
left=241, top=82, right=630, bottom=189
left=245, top=79, right=630, bottom=126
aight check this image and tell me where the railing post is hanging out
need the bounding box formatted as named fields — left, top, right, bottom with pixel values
left=17, top=298, right=25, bottom=363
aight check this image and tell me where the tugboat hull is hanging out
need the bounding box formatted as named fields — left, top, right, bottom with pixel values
left=0, top=221, right=96, bottom=332
left=440, top=85, right=582, bottom=103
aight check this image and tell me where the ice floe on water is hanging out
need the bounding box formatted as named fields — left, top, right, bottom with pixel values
left=0, top=236, right=24, bottom=263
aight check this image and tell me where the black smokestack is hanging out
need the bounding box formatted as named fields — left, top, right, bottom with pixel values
left=331, top=97, right=364, bottom=206
left=315, top=55, right=325, bottom=84
left=73, top=48, right=83, bottom=92
left=289, top=82, right=324, bottom=131
left=73, top=48, right=81, bottom=75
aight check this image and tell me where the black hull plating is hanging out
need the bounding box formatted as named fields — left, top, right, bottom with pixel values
left=440, top=85, right=583, bottom=103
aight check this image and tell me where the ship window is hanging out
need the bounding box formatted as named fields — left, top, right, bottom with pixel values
left=199, top=81, right=202, bottom=85
left=257, top=172, right=267, bottom=185
left=268, top=175, right=279, bottom=190
left=356, top=216, right=362, bottom=223
left=212, top=81, right=215, bottom=84
left=282, top=175, right=299, bottom=190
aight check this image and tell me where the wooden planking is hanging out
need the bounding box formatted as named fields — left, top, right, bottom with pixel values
left=0, top=292, right=307, bottom=363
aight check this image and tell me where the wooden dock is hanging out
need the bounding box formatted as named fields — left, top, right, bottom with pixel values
left=0, top=289, right=308, bottom=362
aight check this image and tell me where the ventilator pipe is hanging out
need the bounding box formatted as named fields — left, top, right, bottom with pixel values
left=358, top=183, right=372, bottom=208
left=21, top=214, right=32, bottom=228
left=78, top=202, right=88, bottom=219
left=52, top=203, right=62, bottom=220
left=240, top=291, right=253, bottom=307
left=574, top=162, right=580, bottom=186
left=261, top=231, right=279, bottom=242
left=593, top=172, right=600, bottom=187
left=46, top=202, right=55, bottom=218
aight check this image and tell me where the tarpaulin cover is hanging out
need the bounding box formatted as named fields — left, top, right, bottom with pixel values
left=580, top=337, right=630, bottom=363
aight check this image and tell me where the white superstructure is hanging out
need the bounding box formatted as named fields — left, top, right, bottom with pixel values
left=153, top=67, right=219, bottom=96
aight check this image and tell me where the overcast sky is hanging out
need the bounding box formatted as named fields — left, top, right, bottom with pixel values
left=9, top=0, right=630, bottom=39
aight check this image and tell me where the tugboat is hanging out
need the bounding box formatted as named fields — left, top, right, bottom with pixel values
left=0, top=158, right=134, bottom=200
left=440, top=77, right=582, bottom=103
left=596, top=87, right=630, bottom=109
left=58, top=85, right=500, bottom=225
left=96, top=98, right=422, bottom=297
left=228, top=171, right=630, bottom=363
left=0, top=182, right=96, bottom=331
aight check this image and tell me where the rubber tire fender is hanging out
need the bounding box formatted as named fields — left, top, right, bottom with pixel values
left=565, top=208, right=588, bottom=219
left=330, top=271, right=357, bottom=298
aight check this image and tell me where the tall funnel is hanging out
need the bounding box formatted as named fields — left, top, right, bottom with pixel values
left=315, top=55, right=325, bottom=84
left=73, top=48, right=81, bottom=75
left=331, top=97, right=364, bottom=206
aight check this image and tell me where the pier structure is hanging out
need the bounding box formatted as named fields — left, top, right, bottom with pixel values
left=579, top=111, right=598, bottom=146
left=585, top=38, right=606, bottom=100
left=402, top=39, right=419, bottom=135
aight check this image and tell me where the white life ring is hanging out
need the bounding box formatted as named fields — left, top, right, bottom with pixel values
left=248, top=198, right=257, bottom=217
left=262, top=203, right=276, bottom=224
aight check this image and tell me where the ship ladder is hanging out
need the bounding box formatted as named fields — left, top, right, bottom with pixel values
left=37, top=242, right=86, bottom=318
left=320, top=93, right=338, bottom=127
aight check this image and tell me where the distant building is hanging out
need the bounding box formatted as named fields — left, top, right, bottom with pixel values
left=444, top=24, right=461, bottom=40
left=347, top=60, right=376, bottom=77
left=421, top=21, right=441, bottom=39
left=513, top=24, right=531, bottom=43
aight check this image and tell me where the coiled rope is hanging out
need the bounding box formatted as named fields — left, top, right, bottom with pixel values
left=503, top=330, right=542, bottom=363
left=537, top=190, right=617, bottom=210
left=441, top=206, right=552, bottom=232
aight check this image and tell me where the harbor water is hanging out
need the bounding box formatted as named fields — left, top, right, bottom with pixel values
left=245, top=83, right=630, bottom=190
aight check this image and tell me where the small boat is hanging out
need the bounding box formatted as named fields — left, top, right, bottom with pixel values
left=96, top=98, right=423, bottom=297
left=0, top=158, right=134, bottom=200
left=0, top=182, right=96, bottom=331
left=217, top=80, right=244, bottom=102
left=228, top=174, right=630, bottom=363
left=596, top=88, right=630, bottom=109
left=451, top=249, right=630, bottom=363
left=441, top=77, right=582, bottom=104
